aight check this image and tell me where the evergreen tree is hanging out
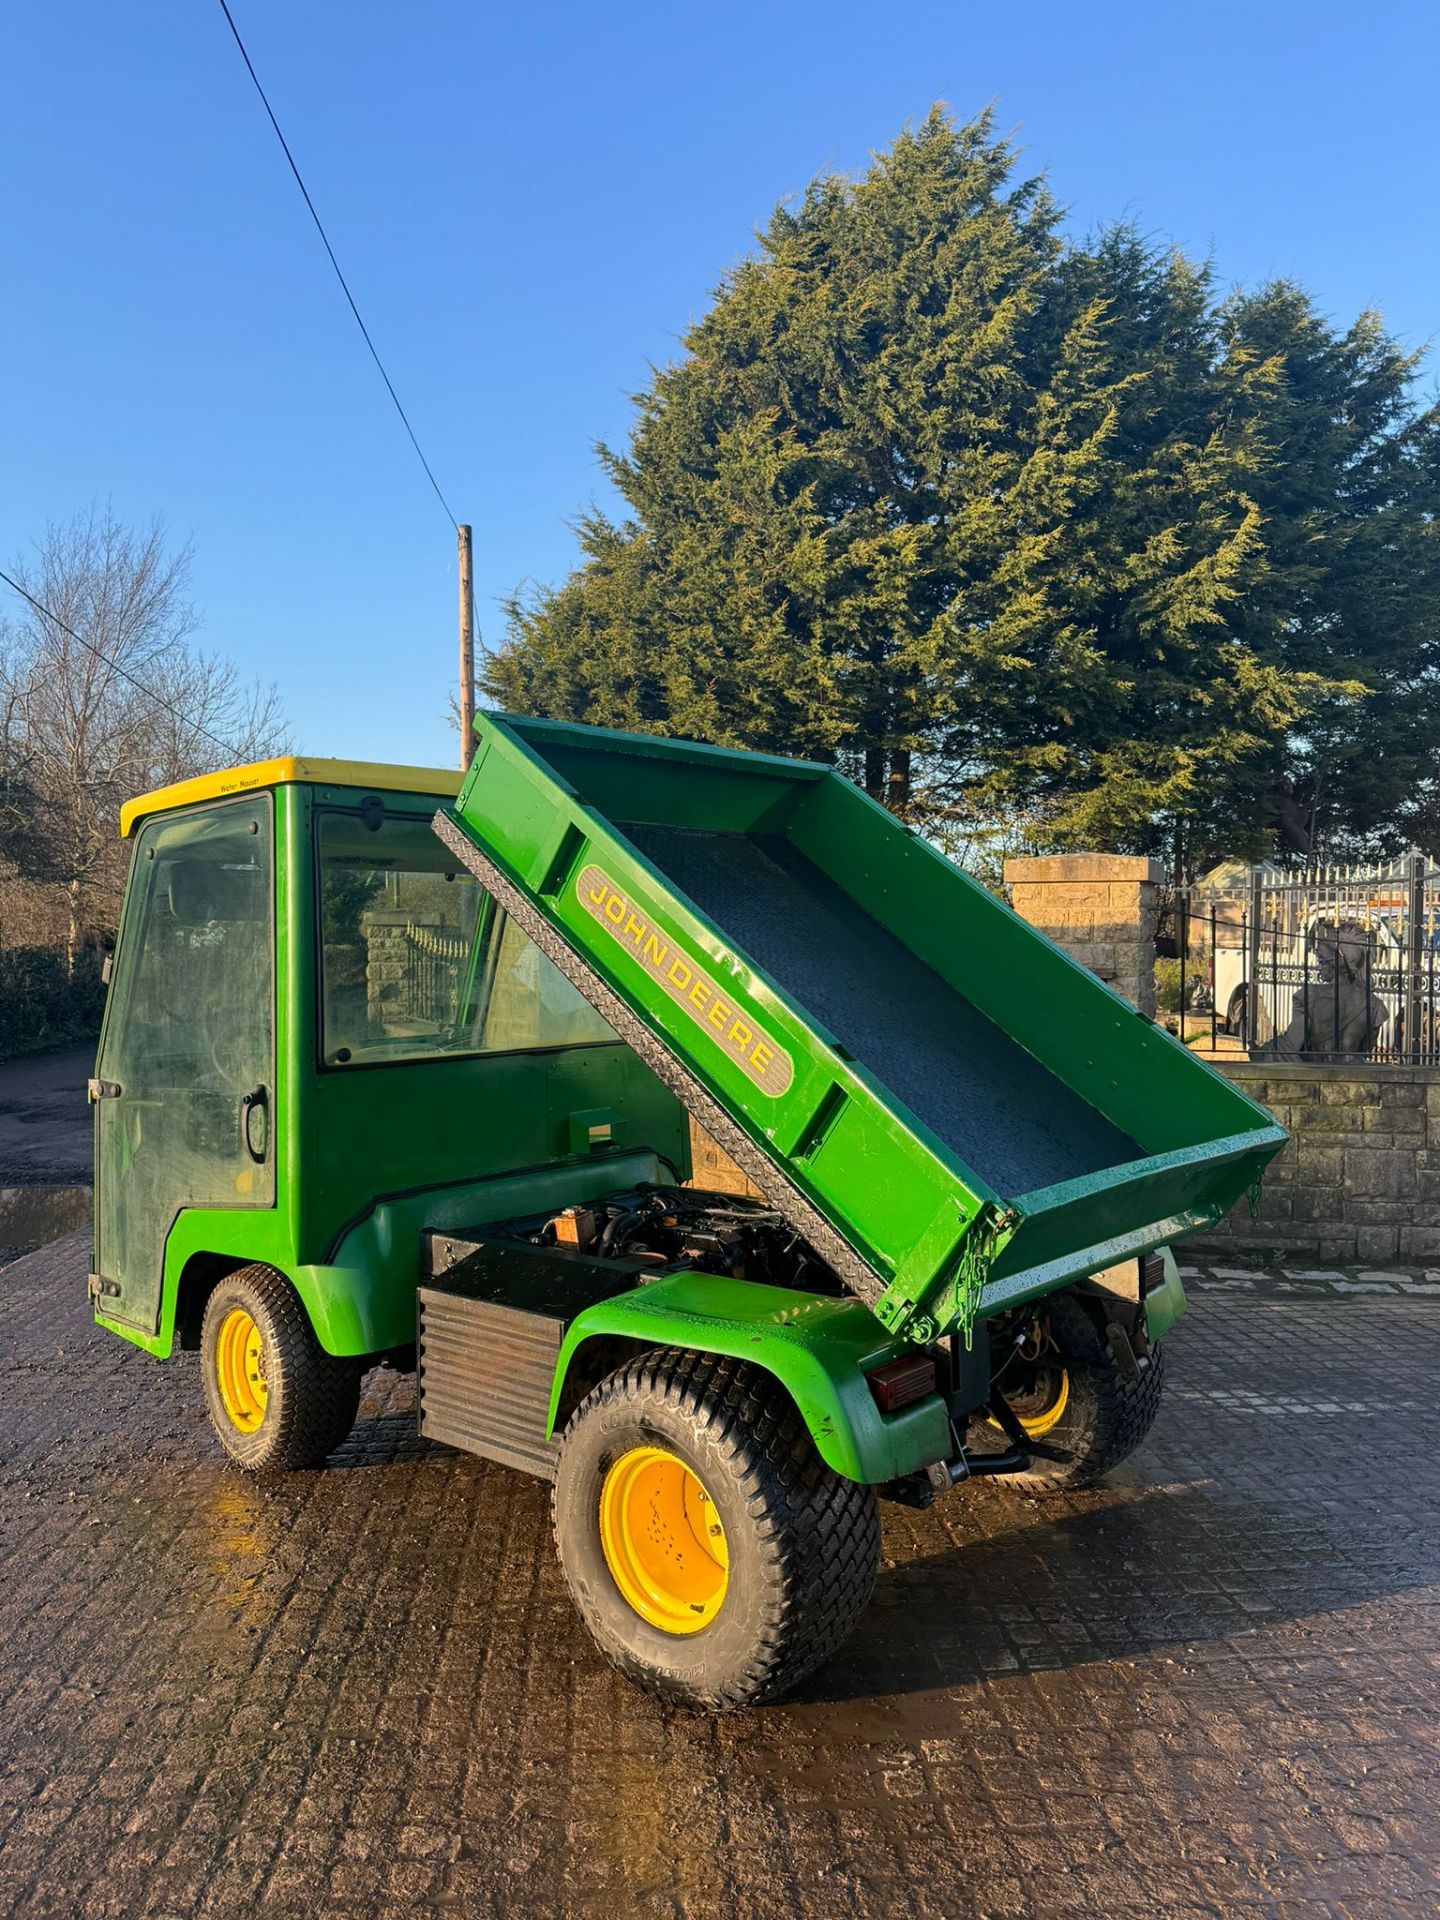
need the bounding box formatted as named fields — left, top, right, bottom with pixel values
left=484, top=108, right=1440, bottom=867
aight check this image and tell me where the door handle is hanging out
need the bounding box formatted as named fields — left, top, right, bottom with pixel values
left=241, top=1086, right=269, bottom=1162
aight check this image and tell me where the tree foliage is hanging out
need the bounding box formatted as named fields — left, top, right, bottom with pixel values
left=484, top=108, right=1440, bottom=869
left=0, top=510, right=288, bottom=964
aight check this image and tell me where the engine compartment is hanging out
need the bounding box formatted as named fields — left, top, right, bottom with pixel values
left=482, top=1184, right=848, bottom=1295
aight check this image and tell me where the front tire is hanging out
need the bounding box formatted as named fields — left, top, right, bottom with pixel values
left=984, top=1290, right=1166, bottom=1493
left=200, top=1265, right=363, bottom=1473
left=552, top=1350, right=880, bottom=1710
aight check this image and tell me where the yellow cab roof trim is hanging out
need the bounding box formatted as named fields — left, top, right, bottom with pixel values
left=119, top=757, right=464, bottom=838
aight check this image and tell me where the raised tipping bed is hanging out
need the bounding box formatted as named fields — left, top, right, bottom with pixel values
left=436, top=715, right=1285, bottom=1343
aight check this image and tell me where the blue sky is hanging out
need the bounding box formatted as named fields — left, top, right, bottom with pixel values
left=5, top=1, right=1438, bottom=768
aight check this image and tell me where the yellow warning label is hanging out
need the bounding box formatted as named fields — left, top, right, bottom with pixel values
left=575, top=864, right=794, bottom=1097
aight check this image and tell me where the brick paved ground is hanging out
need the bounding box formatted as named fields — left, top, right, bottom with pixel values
left=1, top=1236, right=1437, bottom=1919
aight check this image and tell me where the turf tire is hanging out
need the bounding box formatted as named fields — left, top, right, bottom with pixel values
left=200, top=1264, right=363, bottom=1473
left=989, top=1289, right=1167, bottom=1493
left=552, top=1349, right=880, bottom=1710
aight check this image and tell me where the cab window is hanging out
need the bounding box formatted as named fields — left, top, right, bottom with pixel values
left=315, top=808, right=614, bottom=1066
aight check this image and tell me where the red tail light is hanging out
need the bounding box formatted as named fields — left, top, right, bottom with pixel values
left=866, top=1354, right=937, bottom=1414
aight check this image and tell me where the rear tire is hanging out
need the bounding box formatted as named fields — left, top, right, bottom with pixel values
left=200, top=1265, right=363, bottom=1473
left=984, top=1290, right=1166, bottom=1493
left=552, top=1349, right=880, bottom=1710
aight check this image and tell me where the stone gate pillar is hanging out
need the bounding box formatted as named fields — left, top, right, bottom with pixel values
left=1002, top=853, right=1163, bottom=1017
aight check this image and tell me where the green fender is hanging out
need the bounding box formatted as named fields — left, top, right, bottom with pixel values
left=291, top=1262, right=396, bottom=1355
left=1144, top=1248, right=1188, bottom=1342
left=545, top=1270, right=953, bottom=1485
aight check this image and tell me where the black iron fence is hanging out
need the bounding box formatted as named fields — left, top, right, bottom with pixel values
left=1177, top=855, right=1440, bottom=1065
left=401, top=923, right=470, bottom=1027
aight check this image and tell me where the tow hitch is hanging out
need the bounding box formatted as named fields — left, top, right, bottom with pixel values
left=887, top=1395, right=1075, bottom=1506
left=1105, top=1317, right=1153, bottom=1382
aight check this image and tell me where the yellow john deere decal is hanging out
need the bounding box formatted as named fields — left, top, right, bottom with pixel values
left=576, top=864, right=794, bottom=1096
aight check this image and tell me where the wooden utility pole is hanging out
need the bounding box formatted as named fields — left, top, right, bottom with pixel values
left=457, top=524, right=475, bottom=768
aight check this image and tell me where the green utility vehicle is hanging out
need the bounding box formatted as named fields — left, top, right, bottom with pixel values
left=92, top=715, right=1284, bottom=1708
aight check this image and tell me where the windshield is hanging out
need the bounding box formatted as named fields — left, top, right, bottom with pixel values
left=316, top=808, right=615, bottom=1066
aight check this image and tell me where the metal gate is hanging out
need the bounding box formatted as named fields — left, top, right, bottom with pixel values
left=401, top=923, right=469, bottom=1026
left=1181, top=855, right=1439, bottom=1063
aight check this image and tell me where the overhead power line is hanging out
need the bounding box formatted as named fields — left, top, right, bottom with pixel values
left=0, top=567, right=240, bottom=760
left=215, top=0, right=460, bottom=531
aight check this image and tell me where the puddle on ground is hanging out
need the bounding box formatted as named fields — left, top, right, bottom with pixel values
left=0, top=1184, right=91, bottom=1250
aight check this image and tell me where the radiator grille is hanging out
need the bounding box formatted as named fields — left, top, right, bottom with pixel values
left=417, top=1237, right=639, bottom=1480
left=418, top=1288, right=565, bottom=1478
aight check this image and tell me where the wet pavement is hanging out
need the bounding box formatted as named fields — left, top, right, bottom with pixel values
left=0, top=1049, right=93, bottom=1262
left=0, top=1050, right=93, bottom=1187
left=1, top=1236, right=1437, bottom=1919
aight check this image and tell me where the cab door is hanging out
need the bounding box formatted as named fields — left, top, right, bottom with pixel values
left=91, top=796, right=275, bottom=1335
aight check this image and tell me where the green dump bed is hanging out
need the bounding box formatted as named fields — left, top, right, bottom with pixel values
left=436, top=715, right=1284, bottom=1344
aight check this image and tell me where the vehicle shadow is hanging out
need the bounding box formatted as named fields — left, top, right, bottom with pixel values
left=794, top=1470, right=1436, bottom=1715
left=331, top=1407, right=435, bottom=1465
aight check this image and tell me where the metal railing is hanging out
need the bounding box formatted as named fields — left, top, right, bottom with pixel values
left=401, top=923, right=470, bottom=1027
left=1178, top=855, right=1440, bottom=1065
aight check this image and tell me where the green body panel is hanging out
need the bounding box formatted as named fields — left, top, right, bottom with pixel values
left=96, top=1148, right=679, bottom=1360
left=447, top=715, right=1284, bottom=1344
left=547, top=1272, right=953, bottom=1483
left=297, top=1148, right=679, bottom=1354
left=94, top=776, right=688, bottom=1361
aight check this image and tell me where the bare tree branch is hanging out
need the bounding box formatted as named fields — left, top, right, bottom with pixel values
left=0, top=509, right=291, bottom=967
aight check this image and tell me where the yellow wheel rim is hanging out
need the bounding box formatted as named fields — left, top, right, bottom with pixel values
left=598, top=1446, right=729, bottom=1634
left=215, top=1308, right=268, bottom=1434
left=1001, top=1366, right=1070, bottom=1439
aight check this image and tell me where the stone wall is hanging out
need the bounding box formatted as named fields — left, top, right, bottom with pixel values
left=1002, top=853, right=1162, bottom=1016
left=687, top=1117, right=763, bottom=1197
left=1186, top=1061, right=1440, bottom=1268
left=360, top=910, right=424, bottom=1030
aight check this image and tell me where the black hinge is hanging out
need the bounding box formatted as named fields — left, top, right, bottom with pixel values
left=87, top=1079, right=121, bottom=1102
left=88, top=1273, right=121, bottom=1300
